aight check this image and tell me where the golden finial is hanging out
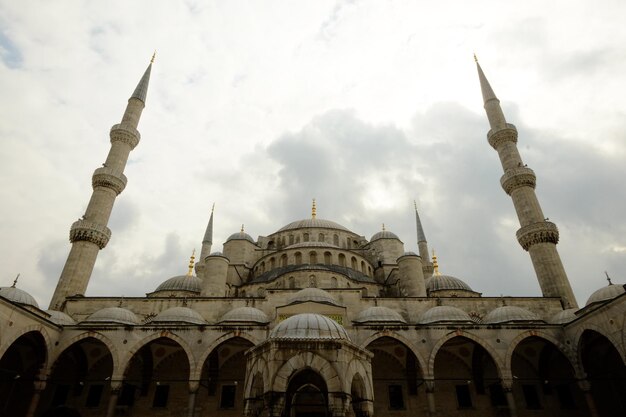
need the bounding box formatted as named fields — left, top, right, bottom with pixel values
left=382, top=223, right=386, bottom=231
left=187, top=249, right=196, bottom=276
left=432, top=249, right=440, bottom=276
left=241, top=224, right=245, bottom=233
left=11, top=273, right=20, bottom=288
left=473, top=53, right=478, bottom=63
left=311, top=199, right=317, bottom=219
left=151, top=51, right=156, bottom=64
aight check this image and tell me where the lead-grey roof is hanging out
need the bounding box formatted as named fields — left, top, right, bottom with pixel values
left=585, top=284, right=625, bottom=306
left=549, top=308, right=578, bottom=324
left=220, top=307, right=269, bottom=324
left=270, top=313, right=350, bottom=340
left=370, top=230, right=400, bottom=242
left=155, top=275, right=202, bottom=293
left=226, top=231, right=255, bottom=243
left=150, top=307, right=207, bottom=325
left=131, top=63, right=152, bottom=103
left=46, top=310, right=76, bottom=325
left=425, top=275, right=473, bottom=292
left=483, top=305, right=542, bottom=324
left=0, top=286, right=39, bottom=308
left=277, top=218, right=352, bottom=233
left=418, top=305, right=473, bottom=324
left=288, top=287, right=340, bottom=306
left=354, top=306, right=406, bottom=324
left=82, top=307, right=139, bottom=326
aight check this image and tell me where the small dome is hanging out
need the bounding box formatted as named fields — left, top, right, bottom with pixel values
left=288, top=288, right=340, bottom=306
left=354, top=306, right=406, bottom=324
left=0, top=286, right=39, bottom=308
left=585, top=284, right=625, bottom=306
left=209, top=251, right=224, bottom=256
left=418, top=306, right=473, bottom=324
left=403, top=251, right=418, bottom=256
left=220, top=307, right=269, bottom=324
left=83, top=307, right=139, bottom=325
left=549, top=308, right=578, bottom=324
left=286, top=241, right=339, bottom=249
left=278, top=218, right=351, bottom=233
left=155, top=275, right=202, bottom=293
left=150, top=307, right=206, bottom=325
left=370, top=230, right=400, bottom=242
left=483, top=306, right=542, bottom=324
left=46, top=310, right=76, bottom=325
left=226, top=231, right=255, bottom=243
left=425, top=275, right=473, bottom=292
left=270, top=313, right=350, bottom=340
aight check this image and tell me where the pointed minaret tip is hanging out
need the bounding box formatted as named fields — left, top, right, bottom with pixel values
left=202, top=204, right=214, bottom=244
left=474, top=53, right=478, bottom=63
left=475, top=57, right=498, bottom=104
left=151, top=51, right=156, bottom=64
left=130, top=54, right=154, bottom=104
left=414, top=200, right=427, bottom=243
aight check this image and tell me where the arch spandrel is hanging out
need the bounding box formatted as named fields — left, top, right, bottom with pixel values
left=428, top=330, right=504, bottom=379
left=47, top=331, right=119, bottom=377
left=272, top=351, right=342, bottom=393
left=360, top=331, right=427, bottom=374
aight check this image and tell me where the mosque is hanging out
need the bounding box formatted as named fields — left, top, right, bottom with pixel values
left=0, top=57, right=625, bottom=417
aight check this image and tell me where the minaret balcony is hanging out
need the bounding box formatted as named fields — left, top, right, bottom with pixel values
left=69, top=220, right=112, bottom=249
left=487, top=123, right=517, bottom=149
left=500, top=167, right=536, bottom=195
left=110, top=123, right=140, bottom=149
left=516, top=221, right=559, bottom=251
left=92, top=167, right=128, bottom=195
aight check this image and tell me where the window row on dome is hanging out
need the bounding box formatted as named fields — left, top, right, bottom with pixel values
left=252, top=249, right=373, bottom=278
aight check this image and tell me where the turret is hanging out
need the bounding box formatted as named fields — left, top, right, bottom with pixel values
left=476, top=57, right=577, bottom=308
left=50, top=56, right=154, bottom=310
left=414, top=201, right=433, bottom=277
left=397, top=253, right=426, bottom=296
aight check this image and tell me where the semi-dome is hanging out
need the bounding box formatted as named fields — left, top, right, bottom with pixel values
left=226, top=231, right=255, bottom=243
left=219, top=307, right=269, bottom=324
left=270, top=313, right=350, bottom=340
left=418, top=306, right=473, bottom=324
left=46, top=310, right=76, bottom=325
left=549, top=308, right=578, bottom=324
left=0, top=286, right=39, bottom=308
left=83, top=307, right=139, bottom=325
left=585, top=284, right=625, bottom=306
left=155, top=275, right=202, bottom=293
left=425, top=275, right=473, bottom=292
left=278, top=218, right=351, bottom=233
left=354, top=306, right=406, bottom=324
left=150, top=307, right=206, bottom=325
left=483, top=306, right=542, bottom=324
left=288, top=288, right=340, bottom=306
left=370, top=230, right=400, bottom=241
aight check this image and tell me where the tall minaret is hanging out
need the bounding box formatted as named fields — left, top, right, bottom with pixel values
left=49, top=57, right=154, bottom=310
left=476, top=57, right=577, bottom=308
left=414, top=201, right=433, bottom=277
left=199, top=203, right=215, bottom=261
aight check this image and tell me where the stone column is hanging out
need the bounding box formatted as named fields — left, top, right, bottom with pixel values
left=187, top=382, right=199, bottom=417
left=25, top=380, right=46, bottom=417
left=501, top=379, right=517, bottom=417
left=105, top=383, right=122, bottom=417
left=578, top=379, right=599, bottom=417
left=425, top=379, right=436, bottom=416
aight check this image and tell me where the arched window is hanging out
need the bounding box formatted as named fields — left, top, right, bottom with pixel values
left=309, top=251, right=317, bottom=264
left=324, top=252, right=332, bottom=265
left=288, top=276, right=295, bottom=289
left=331, top=277, right=338, bottom=288
left=295, top=252, right=302, bottom=264
left=318, top=233, right=324, bottom=242
left=333, top=234, right=339, bottom=246
left=281, top=254, right=288, bottom=267
left=303, top=233, right=309, bottom=242
left=296, top=236, right=300, bottom=243
left=347, top=238, right=351, bottom=249
left=267, top=240, right=275, bottom=250
left=260, top=261, right=265, bottom=273
left=289, top=235, right=294, bottom=245
left=351, top=257, right=358, bottom=270
left=269, top=257, right=275, bottom=269
left=309, top=275, right=317, bottom=288
left=361, top=261, right=366, bottom=273
left=338, top=253, right=346, bottom=267
left=368, top=266, right=372, bottom=276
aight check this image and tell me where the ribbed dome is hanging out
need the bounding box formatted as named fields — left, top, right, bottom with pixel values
left=226, top=231, right=255, bottom=243
left=288, top=288, right=340, bottom=306
left=354, top=306, right=406, bottom=324
left=220, top=307, right=269, bottom=324
left=483, top=306, right=542, bottom=324
left=270, top=313, right=350, bottom=340
left=155, top=275, right=201, bottom=293
left=425, top=275, right=473, bottom=292
left=83, top=307, right=139, bottom=325
left=278, top=218, right=351, bottom=233
left=286, top=241, right=339, bottom=249
left=46, top=310, right=76, bottom=325
left=585, top=284, right=625, bottom=306
left=370, top=230, right=400, bottom=241
left=150, top=307, right=206, bottom=325
left=418, top=306, right=473, bottom=324
left=0, top=286, right=39, bottom=308
left=549, top=308, right=578, bottom=324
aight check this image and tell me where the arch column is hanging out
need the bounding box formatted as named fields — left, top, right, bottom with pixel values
left=187, top=381, right=199, bottom=417
left=501, top=378, right=517, bottom=417
left=25, top=379, right=46, bottom=417
left=577, top=379, right=600, bottom=417
left=105, top=381, right=122, bottom=417
left=424, top=378, right=436, bottom=416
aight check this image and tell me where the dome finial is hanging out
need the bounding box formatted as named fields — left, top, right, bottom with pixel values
left=605, top=271, right=613, bottom=285
left=382, top=223, right=386, bottom=231
left=241, top=224, right=245, bottom=233
left=432, top=249, right=440, bottom=276
left=187, top=249, right=196, bottom=276
left=311, top=199, right=316, bottom=219
left=11, top=273, right=20, bottom=288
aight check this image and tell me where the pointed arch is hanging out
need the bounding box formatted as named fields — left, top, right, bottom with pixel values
left=47, top=331, right=119, bottom=377
left=272, top=351, right=342, bottom=393
left=504, top=330, right=580, bottom=377
left=361, top=331, right=427, bottom=374
left=573, top=324, right=625, bottom=366
left=245, top=356, right=270, bottom=395
left=191, top=331, right=259, bottom=381
left=0, top=325, right=52, bottom=369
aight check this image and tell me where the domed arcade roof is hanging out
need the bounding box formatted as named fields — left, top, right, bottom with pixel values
left=425, top=275, right=473, bottom=292
left=270, top=313, right=350, bottom=340
left=219, top=307, right=269, bottom=324
left=288, top=288, right=341, bottom=306
left=155, top=275, right=202, bottom=293
left=150, top=307, right=206, bottom=325
left=483, top=305, right=542, bottom=324
left=549, top=308, right=578, bottom=324
left=354, top=306, right=406, bottom=324
left=277, top=218, right=351, bottom=233
left=82, top=307, right=139, bottom=326
left=46, top=310, right=76, bottom=325
left=418, top=306, right=473, bottom=324
left=0, top=286, right=39, bottom=308
left=585, top=284, right=625, bottom=306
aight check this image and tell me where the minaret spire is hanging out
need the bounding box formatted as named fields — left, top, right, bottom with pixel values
left=476, top=59, right=577, bottom=308
left=50, top=58, right=153, bottom=310
left=199, top=203, right=215, bottom=261
left=414, top=200, right=433, bottom=276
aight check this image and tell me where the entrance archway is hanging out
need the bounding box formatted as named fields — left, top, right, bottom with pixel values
left=284, top=369, right=329, bottom=417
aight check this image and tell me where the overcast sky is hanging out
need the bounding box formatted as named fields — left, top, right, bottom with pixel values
left=1, top=0, right=625, bottom=310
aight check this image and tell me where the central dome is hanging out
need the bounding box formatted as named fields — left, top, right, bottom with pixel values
left=277, top=218, right=352, bottom=233
left=270, top=313, right=350, bottom=340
